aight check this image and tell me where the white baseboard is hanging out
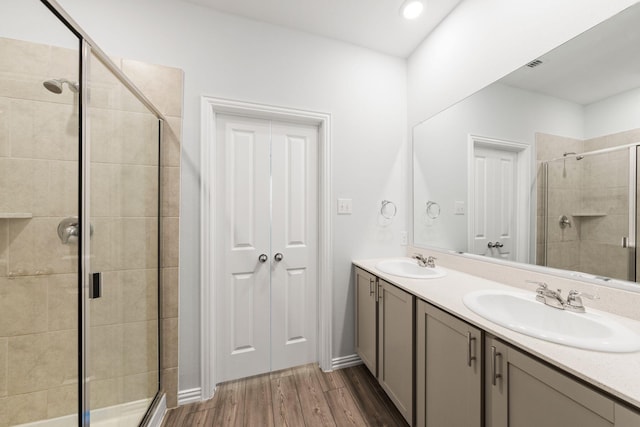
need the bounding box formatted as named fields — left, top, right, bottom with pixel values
left=178, top=387, right=203, bottom=406
left=148, top=394, right=166, bottom=427
left=331, top=354, right=362, bottom=370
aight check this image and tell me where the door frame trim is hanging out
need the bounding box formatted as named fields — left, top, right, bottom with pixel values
left=467, top=134, right=531, bottom=263
left=200, top=96, right=333, bottom=400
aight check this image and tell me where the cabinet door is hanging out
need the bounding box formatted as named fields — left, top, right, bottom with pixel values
left=355, top=267, right=377, bottom=375
left=485, top=336, right=509, bottom=427
left=615, top=404, right=640, bottom=427
left=416, top=300, right=482, bottom=427
left=486, top=335, right=615, bottom=427
left=378, top=280, right=414, bottom=424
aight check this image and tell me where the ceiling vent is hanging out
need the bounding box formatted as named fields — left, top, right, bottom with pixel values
left=526, top=59, right=544, bottom=68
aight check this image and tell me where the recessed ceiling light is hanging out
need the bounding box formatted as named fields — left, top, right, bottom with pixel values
left=401, top=0, right=424, bottom=20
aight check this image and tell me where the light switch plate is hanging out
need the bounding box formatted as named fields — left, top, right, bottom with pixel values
left=454, top=201, right=466, bottom=215
left=337, top=198, right=352, bottom=215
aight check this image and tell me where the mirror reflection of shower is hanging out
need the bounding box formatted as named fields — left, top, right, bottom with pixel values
left=43, top=77, right=79, bottom=94
left=542, top=143, right=638, bottom=282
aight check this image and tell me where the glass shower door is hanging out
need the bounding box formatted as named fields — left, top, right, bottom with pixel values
left=544, top=147, right=635, bottom=281
left=0, top=1, right=81, bottom=425
left=86, top=50, right=160, bottom=426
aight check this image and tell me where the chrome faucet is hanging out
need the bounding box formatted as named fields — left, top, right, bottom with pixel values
left=413, top=254, right=437, bottom=268
left=528, top=281, right=597, bottom=312
left=413, top=253, right=428, bottom=267
left=565, top=290, right=598, bottom=313
left=531, top=282, right=566, bottom=309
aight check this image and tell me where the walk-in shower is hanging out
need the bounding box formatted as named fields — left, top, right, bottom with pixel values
left=541, top=144, right=639, bottom=282
left=1, top=1, right=165, bottom=426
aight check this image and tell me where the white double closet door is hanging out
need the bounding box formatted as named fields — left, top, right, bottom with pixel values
left=215, top=114, right=318, bottom=382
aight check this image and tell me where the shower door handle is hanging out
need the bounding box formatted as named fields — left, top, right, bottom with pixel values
left=622, top=237, right=635, bottom=248
left=90, top=272, right=102, bottom=299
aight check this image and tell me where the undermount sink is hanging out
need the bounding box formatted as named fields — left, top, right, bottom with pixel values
left=463, top=289, right=640, bottom=353
left=375, top=258, right=446, bottom=279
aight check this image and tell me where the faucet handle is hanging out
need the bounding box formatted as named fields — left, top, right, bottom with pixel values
left=526, top=280, right=548, bottom=293
left=567, top=290, right=598, bottom=301
left=566, top=290, right=599, bottom=312
left=412, top=253, right=427, bottom=267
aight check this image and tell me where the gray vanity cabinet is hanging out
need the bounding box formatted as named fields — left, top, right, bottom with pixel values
left=378, top=279, right=414, bottom=423
left=355, top=267, right=378, bottom=375
left=356, top=264, right=640, bottom=427
left=416, top=300, right=482, bottom=427
left=354, top=267, right=414, bottom=424
left=485, top=335, right=640, bottom=427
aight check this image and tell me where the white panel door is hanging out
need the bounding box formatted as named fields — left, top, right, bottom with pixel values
left=472, top=147, right=517, bottom=260
left=216, top=115, right=318, bottom=382
left=216, top=115, right=272, bottom=381
left=270, top=122, right=318, bottom=371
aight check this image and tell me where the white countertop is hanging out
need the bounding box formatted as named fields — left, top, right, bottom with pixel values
left=353, top=257, right=640, bottom=409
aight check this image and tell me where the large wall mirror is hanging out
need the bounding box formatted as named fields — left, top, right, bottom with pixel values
left=413, top=3, right=640, bottom=290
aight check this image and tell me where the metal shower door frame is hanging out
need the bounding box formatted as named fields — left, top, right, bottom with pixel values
left=627, top=145, right=637, bottom=282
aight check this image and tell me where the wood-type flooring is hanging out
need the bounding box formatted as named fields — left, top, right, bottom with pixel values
left=161, top=363, right=409, bottom=426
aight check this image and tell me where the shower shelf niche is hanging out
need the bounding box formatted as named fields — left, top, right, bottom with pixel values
left=0, top=213, right=33, bottom=219
left=571, top=212, right=607, bottom=217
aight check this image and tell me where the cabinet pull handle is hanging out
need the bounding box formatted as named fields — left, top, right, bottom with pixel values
left=491, top=345, right=502, bottom=386
left=377, top=283, right=383, bottom=301
left=369, top=278, right=374, bottom=296
left=467, top=332, right=476, bottom=367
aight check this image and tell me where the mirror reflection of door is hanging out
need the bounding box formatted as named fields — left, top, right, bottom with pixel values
left=470, top=145, right=517, bottom=260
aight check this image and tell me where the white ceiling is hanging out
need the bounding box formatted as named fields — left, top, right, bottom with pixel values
left=500, top=4, right=640, bottom=105
left=182, top=0, right=462, bottom=57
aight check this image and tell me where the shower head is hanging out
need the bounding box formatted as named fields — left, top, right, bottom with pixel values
left=562, top=152, right=585, bottom=160
left=43, top=78, right=79, bottom=94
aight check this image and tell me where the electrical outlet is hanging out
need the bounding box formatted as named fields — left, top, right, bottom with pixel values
left=337, top=198, right=352, bottom=215
left=454, top=201, right=466, bottom=215
left=400, top=231, right=408, bottom=246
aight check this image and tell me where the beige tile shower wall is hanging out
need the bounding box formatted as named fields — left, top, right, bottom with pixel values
left=536, top=133, right=583, bottom=270
left=88, top=52, right=183, bottom=411
left=86, top=48, right=161, bottom=414
left=0, top=36, right=81, bottom=427
left=0, top=36, right=183, bottom=426
left=121, top=59, right=183, bottom=409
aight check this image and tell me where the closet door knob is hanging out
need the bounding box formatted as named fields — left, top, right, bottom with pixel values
left=274, top=253, right=283, bottom=262
left=258, top=254, right=268, bottom=263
